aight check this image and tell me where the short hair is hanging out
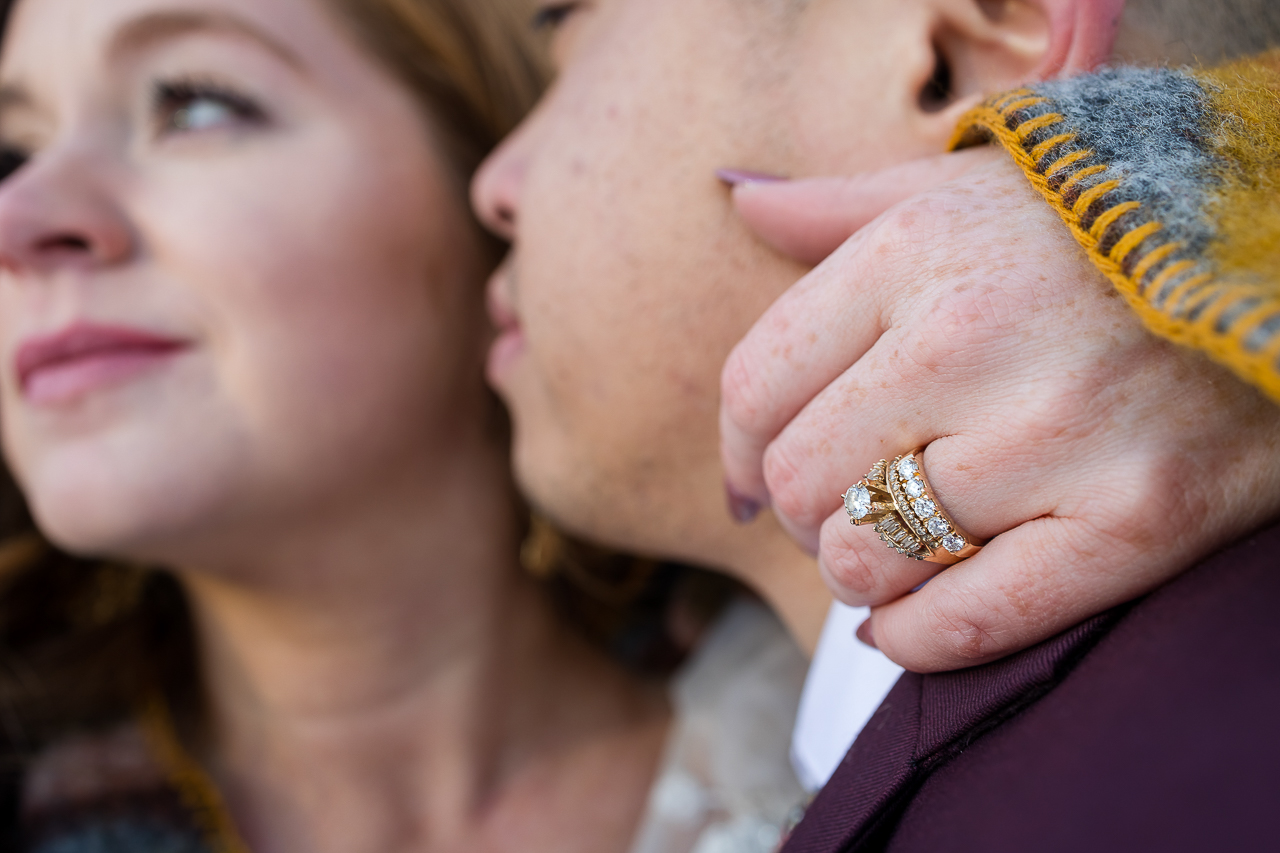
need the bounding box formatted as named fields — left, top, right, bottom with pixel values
left=1124, top=0, right=1280, bottom=63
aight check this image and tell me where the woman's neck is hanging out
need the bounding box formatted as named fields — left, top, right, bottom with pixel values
left=177, top=440, right=669, bottom=853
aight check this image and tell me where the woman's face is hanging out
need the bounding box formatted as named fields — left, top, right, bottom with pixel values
left=0, top=0, right=490, bottom=562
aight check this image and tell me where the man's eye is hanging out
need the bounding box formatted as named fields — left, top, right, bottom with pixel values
left=153, top=80, right=266, bottom=135
left=531, top=2, right=581, bottom=31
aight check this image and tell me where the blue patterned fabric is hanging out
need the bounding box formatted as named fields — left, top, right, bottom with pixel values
left=28, top=817, right=211, bottom=853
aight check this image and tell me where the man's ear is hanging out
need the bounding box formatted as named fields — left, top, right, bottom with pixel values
left=914, top=0, right=1125, bottom=128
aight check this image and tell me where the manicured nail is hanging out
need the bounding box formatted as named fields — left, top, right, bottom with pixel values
left=725, top=481, right=763, bottom=524
left=856, top=619, right=878, bottom=649
left=716, top=168, right=787, bottom=187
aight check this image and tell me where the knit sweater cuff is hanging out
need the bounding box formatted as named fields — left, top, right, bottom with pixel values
left=953, top=52, right=1280, bottom=403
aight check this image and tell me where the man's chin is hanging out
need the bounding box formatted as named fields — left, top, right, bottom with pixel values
left=516, top=454, right=659, bottom=559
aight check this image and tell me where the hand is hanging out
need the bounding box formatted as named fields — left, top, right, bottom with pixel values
left=719, top=151, right=1280, bottom=672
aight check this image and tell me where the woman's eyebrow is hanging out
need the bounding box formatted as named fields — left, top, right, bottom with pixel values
left=106, top=10, right=306, bottom=71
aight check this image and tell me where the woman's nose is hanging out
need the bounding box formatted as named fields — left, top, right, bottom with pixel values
left=0, top=149, right=133, bottom=278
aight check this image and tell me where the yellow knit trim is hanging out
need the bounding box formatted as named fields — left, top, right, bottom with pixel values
left=950, top=56, right=1280, bottom=403
left=1141, top=260, right=1197, bottom=300
left=1263, top=322, right=1280, bottom=362
left=1129, top=241, right=1181, bottom=281
left=1110, top=221, right=1163, bottom=263
left=1090, top=200, right=1141, bottom=240
left=1058, top=163, right=1106, bottom=192
left=992, top=89, right=1036, bottom=110
left=1163, top=273, right=1214, bottom=313
left=1030, top=132, right=1076, bottom=163
left=1072, top=180, right=1121, bottom=217
left=1233, top=301, right=1280, bottom=347
left=1000, top=96, right=1050, bottom=115
left=1016, top=112, right=1067, bottom=140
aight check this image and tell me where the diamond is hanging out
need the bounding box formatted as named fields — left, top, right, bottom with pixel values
left=942, top=534, right=966, bottom=553
left=904, top=477, right=925, bottom=498
left=901, top=536, right=920, bottom=551
left=897, top=457, right=919, bottom=479
left=926, top=517, right=950, bottom=537
left=912, top=497, right=936, bottom=518
left=844, top=485, right=872, bottom=520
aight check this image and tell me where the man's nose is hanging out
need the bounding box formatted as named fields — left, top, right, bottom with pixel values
left=471, top=132, right=527, bottom=243
left=0, top=149, right=133, bottom=278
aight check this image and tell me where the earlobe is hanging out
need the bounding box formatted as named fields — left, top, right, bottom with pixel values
left=1042, top=0, right=1126, bottom=78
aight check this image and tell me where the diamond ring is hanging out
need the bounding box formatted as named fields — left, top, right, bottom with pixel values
left=842, top=448, right=984, bottom=565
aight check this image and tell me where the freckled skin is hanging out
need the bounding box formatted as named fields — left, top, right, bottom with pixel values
left=476, top=0, right=1280, bottom=672
left=474, top=0, right=959, bottom=580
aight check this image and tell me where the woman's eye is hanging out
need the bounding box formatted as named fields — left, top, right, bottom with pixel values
left=153, top=81, right=266, bottom=136
left=531, top=2, right=581, bottom=31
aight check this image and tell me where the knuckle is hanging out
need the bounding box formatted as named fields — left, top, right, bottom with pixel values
left=916, top=590, right=1013, bottom=667
left=761, top=439, right=827, bottom=528
left=876, top=280, right=1050, bottom=391
left=921, top=287, right=1033, bottom=359
left=819, top=532, right=887, bottom=602
left=720, top=343, right=776, bottom=437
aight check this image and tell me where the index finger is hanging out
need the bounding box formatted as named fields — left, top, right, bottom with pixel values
left=719, top=225, right=895, bottom=507
left=719, top=150, right=999, bottom=508
left=729, top=148, right=999, bottom=265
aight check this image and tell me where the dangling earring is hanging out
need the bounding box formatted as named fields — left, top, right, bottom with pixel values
left=520, top=513, right=566, bottom=580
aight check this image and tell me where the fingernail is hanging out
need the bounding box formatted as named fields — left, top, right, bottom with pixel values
left=725, top=481, right=763, bottom=524
left=856, top=619, right=878, bottom=649
left=716, top=168, right=787, bottom=187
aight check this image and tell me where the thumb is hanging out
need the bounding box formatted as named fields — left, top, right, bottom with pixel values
left=726, top=148, right=999, bottom=265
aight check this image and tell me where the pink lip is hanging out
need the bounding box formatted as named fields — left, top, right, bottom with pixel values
left=485, top=267, right=525, bottom=384
left=15, top=322, right=190, bottom=405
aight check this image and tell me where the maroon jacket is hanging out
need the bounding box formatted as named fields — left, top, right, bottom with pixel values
left=783, top=522, right=1280, bottom=853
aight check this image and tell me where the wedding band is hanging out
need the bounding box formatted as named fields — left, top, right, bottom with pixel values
left=842, top=447, right=984, bottom=565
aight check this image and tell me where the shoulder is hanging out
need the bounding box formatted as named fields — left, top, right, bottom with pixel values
left=894, top=521, right=1280, bottom=852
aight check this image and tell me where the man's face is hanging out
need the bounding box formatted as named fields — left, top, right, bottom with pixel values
left=474, top=0, right=956, bottom=571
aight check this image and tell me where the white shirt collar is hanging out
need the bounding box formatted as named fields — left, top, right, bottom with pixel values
left=789, top=602, right=904, bottom=792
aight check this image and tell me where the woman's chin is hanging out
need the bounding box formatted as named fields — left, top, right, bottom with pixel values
left=25, top=473, right=208, bottom=565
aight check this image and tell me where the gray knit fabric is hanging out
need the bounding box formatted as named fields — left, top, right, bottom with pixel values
left=1033, top=67, right=1220, bottom=256
left=1004, top=67, right=1230, bottom=318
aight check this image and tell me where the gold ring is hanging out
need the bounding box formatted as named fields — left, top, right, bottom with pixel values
left=842, top=447, right=984, bottom=565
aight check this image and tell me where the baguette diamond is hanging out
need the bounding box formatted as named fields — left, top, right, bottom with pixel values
left=848, top=448, right=982, bottom=564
